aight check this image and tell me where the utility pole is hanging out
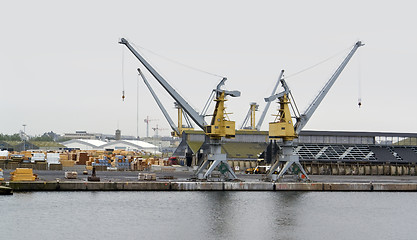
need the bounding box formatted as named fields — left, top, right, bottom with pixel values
left=22, top=124, right=27, bottom=151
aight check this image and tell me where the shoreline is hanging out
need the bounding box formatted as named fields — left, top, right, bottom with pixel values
left=3, top=181, right=417, bottom=192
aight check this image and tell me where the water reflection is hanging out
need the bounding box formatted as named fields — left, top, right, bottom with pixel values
left=197, top=191, right=307, bottom=240
left=2, top=191, right=417, bottom=240
left=271, top=192, right=306, bottom=240
left=201, top=192, right=233, bottom=239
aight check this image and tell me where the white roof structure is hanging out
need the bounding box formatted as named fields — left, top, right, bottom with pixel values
left=101, top=140, right=159, bottom=153
left=62, top=139, right=107, bottom=150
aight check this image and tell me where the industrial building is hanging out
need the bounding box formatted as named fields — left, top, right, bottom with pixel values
left=100, top=140, right=159, bottom=153
left=173, top=130, right=417, bottom=166
left=61, top=139, right=159, bottom=153
left=61, top=139, right=107, bottom=150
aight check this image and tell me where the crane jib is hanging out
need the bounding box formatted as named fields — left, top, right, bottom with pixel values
left=119, top=38, right=207, bottom=130
left=294, top=41, right=364, bottom=134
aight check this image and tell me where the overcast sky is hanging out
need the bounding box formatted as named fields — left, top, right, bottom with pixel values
left=1, top=1, right=416, bottom=138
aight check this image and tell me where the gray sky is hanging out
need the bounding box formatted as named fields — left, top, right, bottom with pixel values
left=1, top=0, right=416, bottom=137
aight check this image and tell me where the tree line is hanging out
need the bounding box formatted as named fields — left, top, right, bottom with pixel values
left=0, top=133, right=55, bottom=142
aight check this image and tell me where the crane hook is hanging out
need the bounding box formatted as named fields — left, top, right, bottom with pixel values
left=358, top=98, right=362, bottom=108
left=122, top=91, right=125, bottom=101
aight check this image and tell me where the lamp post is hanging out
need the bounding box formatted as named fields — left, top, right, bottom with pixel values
left=22, top=124, right=27, bottom=151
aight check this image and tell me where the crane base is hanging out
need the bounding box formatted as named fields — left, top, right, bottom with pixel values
left=195, top=155, right=237, bottom=180
left=267, top=155, right=310, bottom=182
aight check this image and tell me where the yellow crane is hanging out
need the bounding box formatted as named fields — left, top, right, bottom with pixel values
left=267, top=41, right=364, bottom=181
left=120, top=38, right=240, bottom=180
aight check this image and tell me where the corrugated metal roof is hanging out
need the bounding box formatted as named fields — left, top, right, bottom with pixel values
left=123, top=140, right=157, bottom=148
left=62, top=139, right=107, bottom=148
left=300, top=130, right=417, bottom=138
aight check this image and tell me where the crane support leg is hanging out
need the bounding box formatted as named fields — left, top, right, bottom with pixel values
left=267, top=142, right=310, bottom=181
left=195, top=160, right=210, bottom=178
left=195, top=140, right=237, bottom=180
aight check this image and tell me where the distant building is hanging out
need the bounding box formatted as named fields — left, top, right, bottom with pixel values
left=61, top=139, right=159, bottom=153
left=115, top=129, right=121, bottom=140
left=62, top=139, right=107, bottom=150
left=143, top=136, right=180, bottom=154
left=63, top=131, right=103, bottom=140
left=101, top=140, right=159, bottom=153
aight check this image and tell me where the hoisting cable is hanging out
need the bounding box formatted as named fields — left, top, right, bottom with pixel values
left=121, top=46, right=126, bottom=101
left=136, top=73, right=140, bottom=138
left=130, top=41, right=225, bottom=79
left=289, top=90, right=301, bottom=118
left=285, top=44, right=354, bottom=80
left=201, top=90, right=216, bottom=117
left=357, top=50, right=362, bottom=108
left=281, top=73, right=301, bottom=118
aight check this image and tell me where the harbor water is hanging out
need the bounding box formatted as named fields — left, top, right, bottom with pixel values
left=1, top=191, right=416, bottom=240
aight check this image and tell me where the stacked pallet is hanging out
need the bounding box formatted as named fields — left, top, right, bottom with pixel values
left=60, top=153, right=75, bottom=167
left=10, top=168, right=37, bottom=181
left=131, top=158, right=147, bottom=171
left=76, top=152, right=89, bottom=165
left=138, top=173, right=156, bottom=181
left=21, top=151, right=32, bottom=162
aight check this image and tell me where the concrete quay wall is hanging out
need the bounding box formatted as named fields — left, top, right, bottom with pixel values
left=3, top=181, right=417, bottom=192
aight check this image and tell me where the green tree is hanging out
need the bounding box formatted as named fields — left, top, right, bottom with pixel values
left=31, top=134, right=54, bottom=142
left=0, top=133, right=22, bottom=141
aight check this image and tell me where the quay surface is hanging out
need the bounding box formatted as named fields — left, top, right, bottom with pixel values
left=2, top=169, right=417, bottom=192
left=3, top=181, right=417, bottom=192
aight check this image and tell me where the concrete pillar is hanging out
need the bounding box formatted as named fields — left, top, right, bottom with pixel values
left=352, top=165, right=358, bottom=175
left=345, top=165, right=352, bottom=175
left=383, top=165, right=390, bottom=175
left=390, top=166, right=397, bottom=176
left=338, top=164, right=345, bottom=175
left=364, top=165, right=371, bottom=175
left=238, top=161, right=246, bottom=171
left=358, top=165, right=365, bottom=175
left=318, top=164, right=325, bottom=175
left=397, top=166, right=403, bottom=175
left=410, top=166, right=416, bottom=175
left=371, top=165, right=378, bottom=175
left=403, top=166, right=410, bottom=175
left=331, top=164, right=339, bottom=175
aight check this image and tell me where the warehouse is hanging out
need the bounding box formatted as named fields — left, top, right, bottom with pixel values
left=62, top=139, right=107, bottom=150
left=100, top=140, right=159, bottom=153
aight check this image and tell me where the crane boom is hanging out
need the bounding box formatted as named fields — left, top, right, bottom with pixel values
left=256, top=70, right=285, bottom=130
left=294, top=41, right=364, bottom=134
left=119, top=38, right=207, bottom=129
left=137, top=68, right=180, bottom=136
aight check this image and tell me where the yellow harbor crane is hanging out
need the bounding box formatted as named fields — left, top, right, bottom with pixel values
left=240, top=102, right=259, bottom=130
left=266, top=41, right=364, bottom=181
left=120, top=38, right=240, bottom=180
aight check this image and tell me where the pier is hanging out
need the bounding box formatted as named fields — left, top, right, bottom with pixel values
left=3, top=180, right=417, bottom=192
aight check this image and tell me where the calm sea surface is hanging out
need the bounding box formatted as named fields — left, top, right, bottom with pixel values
left=1, top=191, right=416, bottom=240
